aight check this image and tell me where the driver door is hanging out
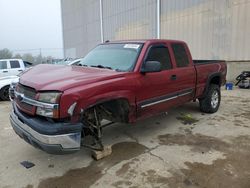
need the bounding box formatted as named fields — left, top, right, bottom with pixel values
left=136, top=44, right=179, bottom=119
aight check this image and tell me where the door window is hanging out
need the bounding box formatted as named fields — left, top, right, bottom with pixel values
left=10, top=60, right=20, bottom=68
left=171, top=43, right=189, bottom=68
left=146, top=45, right=172, bottom=70
left=0, top=61, right=7, bottom=69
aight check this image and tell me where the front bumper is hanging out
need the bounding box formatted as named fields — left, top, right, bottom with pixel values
left=10, top=103, right=83, bottom=154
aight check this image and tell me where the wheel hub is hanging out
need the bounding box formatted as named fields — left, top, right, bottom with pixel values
left=211, top=90, right=219, bottom=108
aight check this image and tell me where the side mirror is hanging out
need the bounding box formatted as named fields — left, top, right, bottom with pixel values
left=140, top=61, right=161, bottom=73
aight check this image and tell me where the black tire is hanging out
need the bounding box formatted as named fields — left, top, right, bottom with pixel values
left=199, top=84, right=221, bottom=113
left=0, top=85, right=10, bottom=101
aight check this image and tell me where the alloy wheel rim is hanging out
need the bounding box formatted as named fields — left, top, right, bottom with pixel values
left=211, top=90, right=219, bottom=109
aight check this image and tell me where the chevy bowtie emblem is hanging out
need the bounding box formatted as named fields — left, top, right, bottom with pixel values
left=17, top=93, right=25, bottom=102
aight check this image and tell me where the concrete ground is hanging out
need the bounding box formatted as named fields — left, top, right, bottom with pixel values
left=0, top=88, right=250, bottom=188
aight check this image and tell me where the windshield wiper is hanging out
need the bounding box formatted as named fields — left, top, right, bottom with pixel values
left=90, top=65, right=113, bottom=70
left=115, top=68, right=124, bottom=72
left=77, top=64, right=88, bottom=67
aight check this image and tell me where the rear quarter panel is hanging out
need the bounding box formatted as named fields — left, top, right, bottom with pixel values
left=195, top=62, right=227, bottom=98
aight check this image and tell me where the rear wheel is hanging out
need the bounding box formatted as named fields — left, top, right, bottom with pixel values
left=0, top=85, right=10, bottom=101
left=199, top=84, right=221, bottom=113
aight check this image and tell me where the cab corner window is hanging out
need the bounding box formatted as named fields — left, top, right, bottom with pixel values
left=146, top=45, right=172, bottom=70
left=171, top=43, right=189, bottom=68
left=10, top=60, right=20, bottom=68
left=0, top=61, right=7, bottom=69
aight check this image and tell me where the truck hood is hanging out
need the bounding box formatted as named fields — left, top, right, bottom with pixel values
left=19, top=64, right=126, bottom=91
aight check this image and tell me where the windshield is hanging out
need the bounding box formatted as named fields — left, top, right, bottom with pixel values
left=79, top=43, right=143, bottom=71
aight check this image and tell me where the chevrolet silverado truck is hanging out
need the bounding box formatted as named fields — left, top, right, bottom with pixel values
left=10, top=39, right=227, bottom=155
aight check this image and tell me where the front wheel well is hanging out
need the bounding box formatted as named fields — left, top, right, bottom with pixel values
left=84, top=98, right=130, bottom=123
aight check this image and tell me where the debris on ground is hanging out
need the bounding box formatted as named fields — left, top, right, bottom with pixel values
left=20, top=161, right=35, bottom=169
left=38, top=142, right=147, bottom=188
left=176, top=113, right=199, bottom=125
left=48, top=164, right=54, bottom=168
left=92, top=145, right=112, bottom=160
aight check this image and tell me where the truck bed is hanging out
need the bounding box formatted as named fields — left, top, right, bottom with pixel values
left=193, top=60, right=225, bottom=65
left=194, top=60, right=227, bottom=98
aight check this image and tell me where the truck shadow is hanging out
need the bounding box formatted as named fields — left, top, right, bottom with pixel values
left=102, top=101, right=201, bottom=146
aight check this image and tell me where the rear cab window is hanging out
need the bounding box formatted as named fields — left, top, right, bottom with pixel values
left=10, top=60, right=21, bottom=68
left=0, top=61, right=8, bottom=69
left=145, top=45, right=172, bottom=70
left=171, top=43, right=190, bottom=68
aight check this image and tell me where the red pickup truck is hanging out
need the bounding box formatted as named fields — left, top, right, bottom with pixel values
left=10, top=39, right=227, bottom=154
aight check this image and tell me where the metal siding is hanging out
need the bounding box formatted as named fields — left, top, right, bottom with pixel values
left=161, top=0, right=250, bottom=60
left=102, top=0, right=157, bottom=41
left=61, top=0, right=250, bottom=60
left=61, top=0, right=100, bottom=58
left=230, top=0, right=250, bottom=60
left=161, top=0, right=213, bottom=59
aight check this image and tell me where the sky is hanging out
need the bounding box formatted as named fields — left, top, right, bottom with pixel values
left=0, top=0, right=63, bottom=58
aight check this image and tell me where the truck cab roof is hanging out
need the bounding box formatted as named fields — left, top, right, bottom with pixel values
left=105, top=39, right=186, bottom=44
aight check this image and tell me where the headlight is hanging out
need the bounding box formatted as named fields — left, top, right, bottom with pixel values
left=36, top=92, right=61, bottom=118
left=38, top=92, right=61, bottom=103
left=36, top=107, right=54, bottom=117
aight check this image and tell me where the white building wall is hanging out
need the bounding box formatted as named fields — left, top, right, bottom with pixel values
left=102, top=0, right=157, bottom=40
left=61, top=0, right=101, bottom=58
left=61, top=0, right=250, bottom=61
left=161, top=0, right=250, bottom=60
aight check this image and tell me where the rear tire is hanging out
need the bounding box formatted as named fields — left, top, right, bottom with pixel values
left=0, top=85, right=10, bottom=101
left=199, top=84, right=221, bottom=113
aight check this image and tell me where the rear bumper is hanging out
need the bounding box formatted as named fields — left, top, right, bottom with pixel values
left=10, top=103, right=82, bottom=154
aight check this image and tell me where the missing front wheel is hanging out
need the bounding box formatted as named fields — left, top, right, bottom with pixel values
left=80, top=107, right=114, bottom=152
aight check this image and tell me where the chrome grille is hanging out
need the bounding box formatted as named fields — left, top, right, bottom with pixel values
left=15, top=84, right=37, bottom=115
left=16, top=101, right=33, bottom=112
left=17, top=84, right=36, bottom=99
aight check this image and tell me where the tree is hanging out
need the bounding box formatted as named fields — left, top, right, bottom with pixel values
left=0, top=48, right=57, bottom=64
left=13, top=53, right=22, bottom=59
left=45, top=56, right=53, bottom=64
left=35, top=54, right=43, bottom=64
left=0, top=48, right=13, bottom=59
left=22, top=53, right=35, bottom=63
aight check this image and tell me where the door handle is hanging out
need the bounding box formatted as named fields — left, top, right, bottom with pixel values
left=18, top=70, right=23, bottom=72
left=3, top=70, right=8, bottom=73
left=170, top=75, right=177, bottom=80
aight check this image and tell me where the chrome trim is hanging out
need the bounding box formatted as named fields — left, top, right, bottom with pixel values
left=211, top=90, right=219, bottom=109
left=178, top=91, right=193, bottom=97
left=68, top=102, right=77, bottom=116
left=141, top=90, right=193, bottom=109
left=9, top=83, right=17, bottom=101
left=10, top=110, right=81, bottom=149
left=141, top=96, right=177, bottom=108
left=14, top=91, right=59, bottom=109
